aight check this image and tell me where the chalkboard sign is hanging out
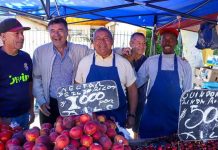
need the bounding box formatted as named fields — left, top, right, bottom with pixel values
left=178, top=89, right=218, bottom=141
left=56, top=80, right=119, bottom=116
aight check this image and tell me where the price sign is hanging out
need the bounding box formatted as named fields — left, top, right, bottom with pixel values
left=178, top=89, right=218, bottom=141
left=57, top=80, right=119, bottom=116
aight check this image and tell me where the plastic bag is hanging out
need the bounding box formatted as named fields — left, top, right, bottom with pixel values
left=195, top=23, right=218, bottom=49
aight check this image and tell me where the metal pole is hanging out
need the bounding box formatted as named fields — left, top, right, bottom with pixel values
left=150, top=24, right=157, bottom=56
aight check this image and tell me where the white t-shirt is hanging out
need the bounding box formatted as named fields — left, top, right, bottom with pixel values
left=75, top=51, right=136, bottom=94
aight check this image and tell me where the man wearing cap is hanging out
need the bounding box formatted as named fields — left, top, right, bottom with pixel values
left=137, top=28, right=192, bottom=138
left=0, top=18, right=34, bottom=129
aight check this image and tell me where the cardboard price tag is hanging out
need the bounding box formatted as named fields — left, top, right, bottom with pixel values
left=178, top=89, right=218, bottom=141
left=57, top=80, right=119, bottom=116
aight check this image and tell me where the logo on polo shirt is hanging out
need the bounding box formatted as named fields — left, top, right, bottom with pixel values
left=24, top=63, right=29, bottom=71
left=9, top=73, right=29, bottom=85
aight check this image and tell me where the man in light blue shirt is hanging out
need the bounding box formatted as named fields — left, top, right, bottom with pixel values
left=137, top=28, right=192, bottom=138
left=33, top=18, right=94, bottom=125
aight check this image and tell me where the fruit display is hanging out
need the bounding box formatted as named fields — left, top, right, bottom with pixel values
left=1, top=115, right=218, bottom=149
left=130, top=134, right=218, bottom=150
left=0, top=114, right=131, bottom=150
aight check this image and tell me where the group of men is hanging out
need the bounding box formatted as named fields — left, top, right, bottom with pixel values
left=0, top=17, right=192, bottom=139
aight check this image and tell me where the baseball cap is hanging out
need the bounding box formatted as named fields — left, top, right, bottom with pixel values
left=0, top=18, right=30, bottom=33
left=158, top=28, right=179, bottom=38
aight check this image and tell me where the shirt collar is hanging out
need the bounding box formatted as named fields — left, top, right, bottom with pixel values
left=162, top=52, right=175, bottom=58
left=95, top=51, right=113, bottom=60
left=53, top=43, right=69, bottom=57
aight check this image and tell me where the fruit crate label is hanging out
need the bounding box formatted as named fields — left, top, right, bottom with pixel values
left=178, top=89, right=218, bottom=141
left=57, top=80, right=119, bottom=116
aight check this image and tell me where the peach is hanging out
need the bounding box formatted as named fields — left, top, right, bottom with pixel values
left=55, top=121, right=65, bottom=134
left=70, top=139, right=80, bottom=148
left=105, top=120, right=117, bottom=129
left=96, top=115, right=106, bottom=123
left=63, top=116, right=74, bottom=129
left=25, top=128, right=40, bottom=142
left=64, top=144, right=77, bottom=150
left=61, top=130, right=69, bottom=137
left=84, top=121, right=98, bottom=135
left=112, top=143, right=124, bottom=150
left=79, top=114, right=92, bottom=124
left=114, top=135, right=129, bottom=146
left=23, top=141, right=35, bottom=150
left=106, top=128, right=117, bottom=138
left=99, top=135, right=112, bottom=149
left=6, top=138, right=20, bottom=149
left=0, top=141, right=4, bottom=150
left=55, top=134, right=70, bottom=149
left=32, top=143, right=48, bottom=150
left=41, top=123, right=53, bottom=130
left=40, top=128, right=50, bottom=136
left=92, top=130, right=102, bottom=141
left=8, top=145, right=23, bottom=150
left=80, top=135, right=93, bottom=147
left=97, top=123, right=107, bottom=133
left=35, top=135, right=51, bottom=146
left=0, top=130, right=13, bottom=143
left=78, top=146, right=87, bottom=150
left=69, top=126, right=83, bottom=140
left=49, top=132, right=59, bottom=143
left=90, top=143, right=103, bottom=150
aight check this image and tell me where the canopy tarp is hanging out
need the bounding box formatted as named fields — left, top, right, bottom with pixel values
left=0, top=0, right=217, bottom=29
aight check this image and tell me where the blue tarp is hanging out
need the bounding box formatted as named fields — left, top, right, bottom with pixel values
left=0, top=0, right=217, bottom=28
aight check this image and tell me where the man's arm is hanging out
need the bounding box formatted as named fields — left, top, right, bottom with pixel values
left=32, top=49, right=50, bottom=117
left=182, top=61, right=193, bottom=91
left=136, top=59, right=149, bottom=88
left=28, top=82, right=35, bottom=124
left=126, top=82, right=138, bottom=128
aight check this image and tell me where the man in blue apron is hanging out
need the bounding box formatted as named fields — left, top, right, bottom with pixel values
left=75, top=27, right=138, bottom=128
left=137, top=28, right=192, bottom=138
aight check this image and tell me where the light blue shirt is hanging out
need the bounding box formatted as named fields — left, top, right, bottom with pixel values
left=49, top=46, right=73, bottom=98
left=137, top=53, right=192, bottom=95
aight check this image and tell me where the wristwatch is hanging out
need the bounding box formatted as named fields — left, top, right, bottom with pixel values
left=127, top=113, right=136, bottom=118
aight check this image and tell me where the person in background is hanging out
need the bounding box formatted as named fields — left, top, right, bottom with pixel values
left=124, top=32, right=148, bottom=139
left=75, top=27, right=138, bottom=128
left=0, top=18, right=35, bottom=129
left=137, top=28, right=192, bottom=138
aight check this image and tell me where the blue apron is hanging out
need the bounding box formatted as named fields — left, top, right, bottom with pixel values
left=86, top=54, right=127, bottom=127
left=139, top=54, right=182, bottom=138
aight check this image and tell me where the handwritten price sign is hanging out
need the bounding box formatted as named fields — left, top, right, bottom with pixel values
left=56, top=80, right=119, bottom=116
left=178, top=89, right=218, bottom=141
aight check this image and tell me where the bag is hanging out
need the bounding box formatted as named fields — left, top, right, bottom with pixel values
left=195, top=23, right=218, bottom=49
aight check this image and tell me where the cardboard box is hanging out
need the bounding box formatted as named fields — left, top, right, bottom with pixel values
left=194, top=67, right=218, bottom=82
left=205, top=69, right=218, bottom=82
left=193, top=77, right=203, bottom=87
left=194, top=67, right=201, bottom=77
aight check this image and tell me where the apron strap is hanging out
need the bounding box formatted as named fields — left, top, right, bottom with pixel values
left=112, top=53, right=115, bottom=67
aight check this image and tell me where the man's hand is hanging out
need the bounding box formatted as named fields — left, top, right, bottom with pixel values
left=122, top=47, right=132, bottom=56
left=40, top=103, right=51, bottom=117
left=28, top=109, right=35, bottom=125
left=126, top=116, right=135, bottom=128
left=182, top=57, right=188, bottom=62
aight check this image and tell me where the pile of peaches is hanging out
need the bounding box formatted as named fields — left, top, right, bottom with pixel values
left=0, top=114, right=131, bottom=150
